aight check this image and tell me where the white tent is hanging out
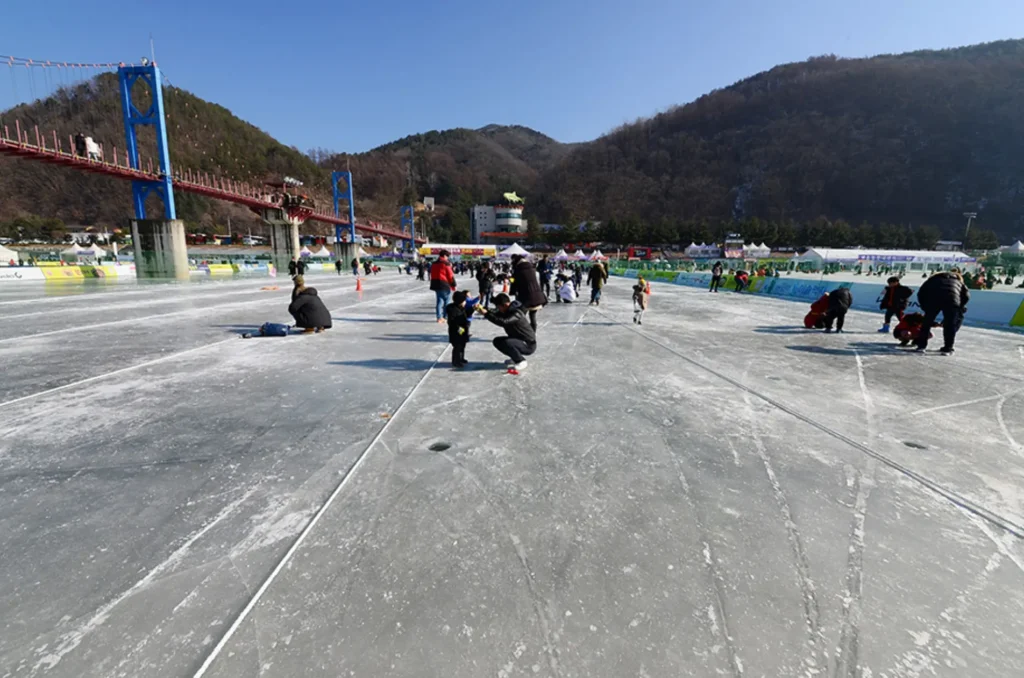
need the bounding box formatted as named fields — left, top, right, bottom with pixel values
left=311, top=245, right=332, bottom=258
left=498, top=243, right=529, bottom=258
left=757, top=242, right=771, bottom=256
left=574, top=250, right=589, bottom=261
left=81, top=243, right=106, bottom=257
left=0, top=244, right=20, bottom=263
left=299, top=245, right=313, bottom=257
left=61, top=243, right=85, bottom=255
left=553, top=249, right=570, bottom=262
left=1006, top=240, right=1024, bottom=253
left=589, top=249, right=607, bottom=261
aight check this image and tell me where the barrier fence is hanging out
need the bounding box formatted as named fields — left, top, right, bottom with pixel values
left=610, top=268, right=1024, bottom=329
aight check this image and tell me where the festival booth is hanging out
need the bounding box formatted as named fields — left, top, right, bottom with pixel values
left=299, top=245, right=313, bottom=258
left=498, top=243, right=530, bottom=258
left=553, top=249, right=570, bottom=262
left=60, top=243, right=107, bottom=261
left=685, top=243, right=722, bottom=259
left=0, top=244, right=21, bottom=265
left=589, top=250, right=608, bottom=261
left=417, top=244, right=497, bottom=260
left=793, top=248, right=977, bottom=273
left=311, top=245, right=332, bottom=258
left=574, top=250, right=589, bottom=261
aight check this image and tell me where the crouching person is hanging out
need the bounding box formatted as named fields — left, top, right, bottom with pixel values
left=288, top=281, right=332, bottom=334
left=475, top=293, right=536, bottom=371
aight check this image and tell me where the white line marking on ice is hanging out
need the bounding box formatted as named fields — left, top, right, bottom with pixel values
left=0, top=287, right=423, bottom=410
left=911, top=391, right=1019, bottom=416
left=30, top=487, right=257, bottom=675
left=191, top=344, right=449, bottom=678
left=995, top=395, right=1024, bottom=457
left=0, top=338, right=236, bottom=411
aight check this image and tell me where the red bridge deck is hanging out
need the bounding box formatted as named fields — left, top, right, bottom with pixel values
left=0, top=125, right=422, bottom=244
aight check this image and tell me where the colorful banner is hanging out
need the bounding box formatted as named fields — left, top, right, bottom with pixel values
left=0, top=267, right=45, bottom=281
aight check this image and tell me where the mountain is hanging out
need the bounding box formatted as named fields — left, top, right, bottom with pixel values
left=311, top=125, right=570, bottom=221
left=4, top=39, right=1024, bottom=246
left=535, top=39, right=1024, bottom=245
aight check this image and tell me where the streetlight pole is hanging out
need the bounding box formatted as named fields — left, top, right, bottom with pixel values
left=963, top=212, right=977, bottom=241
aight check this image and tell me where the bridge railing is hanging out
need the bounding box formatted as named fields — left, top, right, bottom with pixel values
left=0, top=118, right=422, bottom=242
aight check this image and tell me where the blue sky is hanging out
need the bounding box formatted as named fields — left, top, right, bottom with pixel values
left=2, top=0, right=1022, bottom=153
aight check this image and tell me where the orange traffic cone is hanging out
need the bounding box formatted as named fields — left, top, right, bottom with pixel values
left=356, top=277, right=363, bottom=291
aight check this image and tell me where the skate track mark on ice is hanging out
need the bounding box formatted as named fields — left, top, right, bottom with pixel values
left=590, top=307, right=1024, bottom=540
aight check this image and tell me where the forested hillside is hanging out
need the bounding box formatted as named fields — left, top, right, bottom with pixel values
left=535, top=40, right=1024, bottom=245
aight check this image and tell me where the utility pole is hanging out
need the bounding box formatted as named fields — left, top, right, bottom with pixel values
left=963, top=212, right=977, bottom=241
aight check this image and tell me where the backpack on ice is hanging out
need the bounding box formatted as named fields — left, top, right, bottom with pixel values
left=259, top=322, right=290, bottom=337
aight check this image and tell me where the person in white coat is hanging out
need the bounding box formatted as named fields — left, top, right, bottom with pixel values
left=558, top=278, right=577, bottom=303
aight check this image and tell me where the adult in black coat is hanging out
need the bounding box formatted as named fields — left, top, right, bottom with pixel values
left=476, top=293, right=536, bottom=369
left=288, top=286, right=332, bottom=333
left=915, top=271, right=970, bottom=353
left=823, top=287, right=853, bottom=333
left=509, top=255, right=547, bottom=331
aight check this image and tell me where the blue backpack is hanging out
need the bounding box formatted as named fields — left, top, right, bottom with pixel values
left=259, top=322, right=290, bottom=337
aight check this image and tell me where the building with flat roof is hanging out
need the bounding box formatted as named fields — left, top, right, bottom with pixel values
left=470, top=203, right=528, bottom=244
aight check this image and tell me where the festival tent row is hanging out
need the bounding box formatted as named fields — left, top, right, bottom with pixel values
left=792, top=247, right=977, bottom=269
left=684, top=242, right=772, bottom=258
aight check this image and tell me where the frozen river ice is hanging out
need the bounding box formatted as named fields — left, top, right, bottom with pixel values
left=1, top=273, right=1023, bottom=677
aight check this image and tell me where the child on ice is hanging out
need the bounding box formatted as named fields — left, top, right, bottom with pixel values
left=446, top=290, right=474, bottom=368
left=632, top=276, right=651, bottom=324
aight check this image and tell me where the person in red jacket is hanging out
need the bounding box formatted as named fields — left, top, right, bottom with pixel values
left=429, top=250, right=457, bottom=323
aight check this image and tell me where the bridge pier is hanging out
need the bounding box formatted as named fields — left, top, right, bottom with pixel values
left=130, top=219, right=189, bottom=280
left=337, top=243, right=359, bottom=270
left=261, top=208, right=304, bottom=274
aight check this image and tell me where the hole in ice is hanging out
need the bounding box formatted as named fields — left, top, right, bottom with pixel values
left=903, top=441, right=927, bottom=450
left=428, top=442, right=452, bottom=452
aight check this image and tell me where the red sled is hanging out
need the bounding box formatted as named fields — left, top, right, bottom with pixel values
left=803, top=294, right=830, bottom=329
left=893, top=312, right=936, bottom=346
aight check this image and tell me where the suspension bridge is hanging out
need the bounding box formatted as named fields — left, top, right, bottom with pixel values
left=0, top=53, right=424, bottom=277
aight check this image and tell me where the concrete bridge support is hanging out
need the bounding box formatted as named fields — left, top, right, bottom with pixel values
left=337, top=242, right=359, bottom=270
left=130, top=219, right=189, bottom=280
left=261, top=208, right=304, bottom=274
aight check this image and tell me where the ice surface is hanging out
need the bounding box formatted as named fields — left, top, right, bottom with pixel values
left=1, top=274, right=1023, bottom=677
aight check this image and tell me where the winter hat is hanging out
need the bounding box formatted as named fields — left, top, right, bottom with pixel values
left=452, top=290, right=468, bottom=305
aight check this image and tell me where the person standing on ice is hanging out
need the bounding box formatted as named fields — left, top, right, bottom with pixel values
left=538, top=256, right=553, bottom=300
left=475, top=293, right=536, bottom=371
left=914, top=270, right=969, bottom=355
left=822, top=287, right=853, bottom=333
left=430, top=250, right=458, bottom=323
left=710, top=262, right=723, bottom=292
left=509, top=254, right=547, bottom=331
left=476, top=261, right=495, bottom=309
left=877, top=276, right=912, bottom=333
left=587, top=261, right=608, bottom=305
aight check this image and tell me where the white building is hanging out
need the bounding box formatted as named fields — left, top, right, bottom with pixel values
left=470, top=204, right=527, bottom=244
left=793, top=248, right=977, bottom=272
left=470, top=205, right=495, bottom=243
